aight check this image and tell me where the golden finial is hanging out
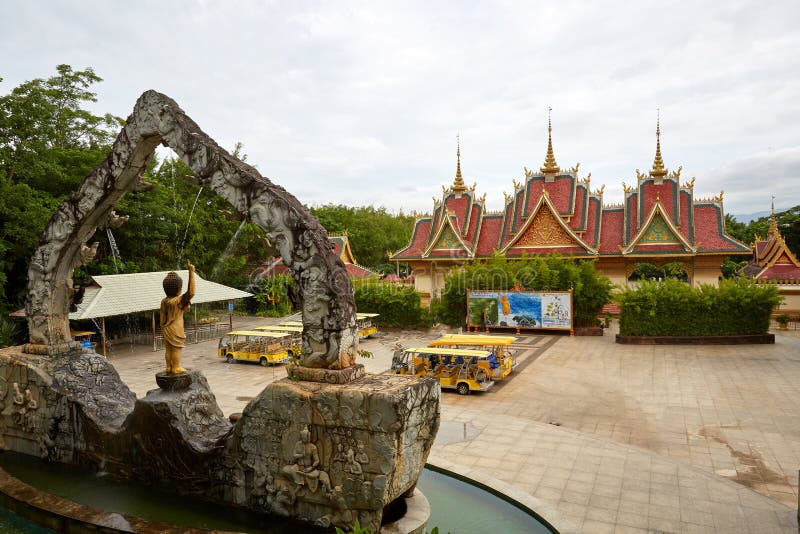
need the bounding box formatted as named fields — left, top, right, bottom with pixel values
left=512, top=179, right=521, bottom=190
left=539, top=107, right=561, bottom=175
left=713, top=190, right=724, bottom=202
left=581, top=172, right=592, bottom=184
left=769, top=195, right=779, bottom=235
left=470, top=182, right=477, bottom=192
left=452, top=134, right=466, bottom=192
left=442, top=185, right=447, bottom=194
left=524, top=166, right=533, bottom=178
left=542, top=187, right=550, bottom=196
left=683, top=177, right=696, bottom=189
left=650, top=109, right=667, bottom=179
left=670, top=165, right=682, bottom=179
left=570, top=162, right=580, bottom=175
left=622, top=181, right=634, bottom=193
left=479, top=193, right=486, bottom=203
left=596, top=184, right=605, bottom=195
left=636, top=169, right=647, bottom=181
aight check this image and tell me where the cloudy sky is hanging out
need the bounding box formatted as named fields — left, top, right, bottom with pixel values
left=1, top=0, right=798, bottom=218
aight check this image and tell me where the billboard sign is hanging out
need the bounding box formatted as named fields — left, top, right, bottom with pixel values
left=466, top=290, right=572, bottom=330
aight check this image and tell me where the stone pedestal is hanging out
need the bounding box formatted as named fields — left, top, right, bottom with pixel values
left=155, top=370, right=194, bottom=390
left=211, top=372, right=440, bottom=532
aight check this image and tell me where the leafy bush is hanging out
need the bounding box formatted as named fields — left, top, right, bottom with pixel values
left=616, top=278, right=781, bottom=336
left=0, top=315, right=22, bottom=348
left=435, top=255, right=613, bottom=327
left=353, top=278, right=432, bottom=328
left=253, top=274, right=296, bottom=317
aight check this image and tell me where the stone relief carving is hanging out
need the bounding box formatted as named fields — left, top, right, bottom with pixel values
left=24, top=90, right=357, bottom=369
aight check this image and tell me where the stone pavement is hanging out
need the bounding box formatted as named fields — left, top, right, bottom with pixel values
left=108, top=317, right=800, bottom=533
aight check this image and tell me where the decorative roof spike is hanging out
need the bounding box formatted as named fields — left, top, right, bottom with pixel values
left=540, top=107, right=561, bottom=175
left=650, top=109, right=667, bottom=178
left=452, top=134, right=466, bottom=192
left=769, top=195, right=779, bottom=235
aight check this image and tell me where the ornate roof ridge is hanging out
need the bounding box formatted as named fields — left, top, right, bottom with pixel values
left=650, top=110, right=667, bottom=178
left=540, top=108, right=560, bottom=175
left=451, top=134, right=467, bottom=193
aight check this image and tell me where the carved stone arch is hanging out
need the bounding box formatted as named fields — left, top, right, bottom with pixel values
left=25, top=91, right=357, bottom=369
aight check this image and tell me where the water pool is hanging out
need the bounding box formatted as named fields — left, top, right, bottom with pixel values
left=0, top=452, right=554, bottom=533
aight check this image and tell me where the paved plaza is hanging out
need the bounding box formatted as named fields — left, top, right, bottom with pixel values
left=108, top=317, right=800, bottom=533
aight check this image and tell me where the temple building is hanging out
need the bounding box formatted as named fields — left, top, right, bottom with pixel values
left=740, top=202, right=800, bottom=313
left=391, top=119, right=750, bottom=299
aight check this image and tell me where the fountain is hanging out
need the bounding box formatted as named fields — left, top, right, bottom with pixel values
left=0, top=91, right=440, bottom=532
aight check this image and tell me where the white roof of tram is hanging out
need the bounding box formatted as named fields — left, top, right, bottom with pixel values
left=69, top=270, right=252, bottom=320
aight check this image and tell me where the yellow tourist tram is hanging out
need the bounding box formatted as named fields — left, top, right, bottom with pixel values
left=278, top=316, right=379, bottom=339
left=255, top=324, right=303, bottom=334
left=217, top=330, right=300, bottom=366
left=391, top=347, right=494, bottom=395
left=356, top=312, right=379, bottom=339
left=427, top=334, right=517, bottom=380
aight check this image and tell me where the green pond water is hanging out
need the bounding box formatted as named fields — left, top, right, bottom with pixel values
left=0, top=452, right=553, bottom=533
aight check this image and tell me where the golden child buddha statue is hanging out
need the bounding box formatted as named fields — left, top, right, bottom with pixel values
left=160, top=261, right=195, bottom=374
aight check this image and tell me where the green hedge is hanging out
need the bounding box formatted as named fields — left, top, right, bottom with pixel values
left=616, top=278, right=782, bottom=336
left=353, top=279, right=432, bottom=328
left=434, top=256, right=613, bottom=327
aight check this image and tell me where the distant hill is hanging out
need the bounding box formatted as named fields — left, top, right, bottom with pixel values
left=731, top=210, right=772, bottom=223
left=731, top=208, right=792, bottom=224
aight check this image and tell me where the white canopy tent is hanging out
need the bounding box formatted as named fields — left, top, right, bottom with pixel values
left=69, top=270, right=252, bottom=354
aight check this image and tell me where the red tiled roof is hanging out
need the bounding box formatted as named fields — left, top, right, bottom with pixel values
left=464, top=204, right=481, bottom=244
left=759, top=263, right=800, bottom=280
left=693, top=204, right=748, bottom=252
left=625, top=193, right=638, bottom=244
left=513, top=189, right=525, bottom=232
left=599, top=210, right=624, bottom=254
left=584, top=196, right=601, bottom=248
left=345, top=263, right=378, bottom=278
left=524, top=177, right=574, bottom=216
left=569, top=185, right=587, bottom=231
left=476, top=216, right=503, bottom=256
left=444, top=194, right=470, bottom=233
left=679, top=191, right=692, bottom=242
left=641, top=181, right=678, bottom=226
left=392, top=218, right=432, bottom=259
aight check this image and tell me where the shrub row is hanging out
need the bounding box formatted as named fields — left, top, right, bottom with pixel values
left=353, top=279, right=432, bottom=328
left=432, top=256, right=613, bottom=327
left=616, top=278, right=782, bottom=336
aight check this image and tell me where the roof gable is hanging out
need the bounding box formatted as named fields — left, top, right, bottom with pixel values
left=422, top=213, right=473, bottom=257
left=501, top=193, right=596, bottom=254
left=624, top=200, right=695, bottom=255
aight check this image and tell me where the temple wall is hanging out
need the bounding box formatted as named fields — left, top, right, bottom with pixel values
left=775, top=289, right=800, bottom=314
left=693, top=256, right=725, bottom=286
left=596, top=258, right=628, bottom=288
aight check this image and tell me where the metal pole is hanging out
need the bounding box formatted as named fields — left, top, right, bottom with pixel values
left=194, top=305, right=198, bottom=344
left=152, top=311, right=157, bottom=352
left=229, top=300, right=233, bottom=331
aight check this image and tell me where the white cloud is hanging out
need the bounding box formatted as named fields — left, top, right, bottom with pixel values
left=0, top=0, right=798, bottom=218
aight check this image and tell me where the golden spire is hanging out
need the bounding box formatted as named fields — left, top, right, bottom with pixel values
left=452, top=134, right=466, bottom=192
left=650, top=109, right=667, bottom=178
left=540, top=107, right=561, bottom=175
left=769, top=195, right=779, bottom=235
